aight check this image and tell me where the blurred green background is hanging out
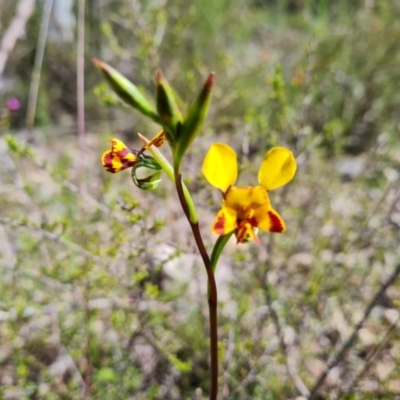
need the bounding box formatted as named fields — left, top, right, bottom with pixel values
left=1, top=0, right=400, bottom=399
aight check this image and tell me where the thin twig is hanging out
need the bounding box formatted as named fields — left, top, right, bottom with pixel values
left=308, top=263, right=400, bottom=399
left=76, top=0, right=91, bottom=397
left=221, top=328, right=235, bottom=399
left=0, top=217, right=107, bottom=266
left=263, top=276, right=310, bottom=397
left=339, top=314, right=400, bottom=396
left=0, top=0, right=36, bottom=77
left=1, top=150, right=53, bottom=271
left=77, top=0, right=86, bottom=174
left=6, top=140, right=127, bottom=222
left=388, top=186, right=400, bottom=229
left=25, top=0, right=54, bottom=129
left=238, top=235, right=310, bottom=397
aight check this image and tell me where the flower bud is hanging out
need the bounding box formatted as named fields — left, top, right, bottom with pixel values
left=155, top=71, right=182, bottom=148
left=174, top=72, right=215, bottom=167
left=92, top=58, right=159, bottom=123
left=131, top=155, right=163, bottom=191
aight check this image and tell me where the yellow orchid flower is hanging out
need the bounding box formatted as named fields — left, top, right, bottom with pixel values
left=202, top=143, right=297, bottom=244
left=102, top=130, right=166, bottom=173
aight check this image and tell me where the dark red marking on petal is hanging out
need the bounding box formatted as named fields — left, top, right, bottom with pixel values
left=247, top=215, right=258, bottom=227
left=214, top=214, right=226, bottom=234
left=235, top=222, right=259, bottom=244
left=121, top=159, right=138, bottom=169
left=268, top=211, right=284, bottom=233
left=102, top=153, right=117, bottom=173
left=140, top=131, right=166, bottom=155
left=116, top=147, right=132, bottom=158
left=151, top=132, right=166, bottom=148
left=102, top=152, right=112, bottom=165
left=235, top=225, right=246, bottom=243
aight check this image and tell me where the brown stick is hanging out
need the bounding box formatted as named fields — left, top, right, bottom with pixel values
left=25, top=0, right=53, bottom=129
left=0, top=0, right=36, bottom=77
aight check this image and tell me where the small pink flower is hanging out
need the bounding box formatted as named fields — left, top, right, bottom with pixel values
left=7, top=98, right=21, bottom=111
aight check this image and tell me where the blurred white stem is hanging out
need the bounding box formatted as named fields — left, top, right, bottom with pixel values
left=0, top=0, right=36, bottom=77
left=77, top=0, right=86, bottom=189
left=26, top=0, right=53, bottom=128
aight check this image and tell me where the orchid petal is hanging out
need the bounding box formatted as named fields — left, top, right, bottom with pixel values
left=202, top=143, right=238, bottom=193
left=143, top=129, right=166, bottom=150
left=255, top=205, right=286, bottom=233
left=225, top=186, right=270, bottom=210
left=212, top=205, right=237, bottom=235
left=258, top=147, right=297, bottom=191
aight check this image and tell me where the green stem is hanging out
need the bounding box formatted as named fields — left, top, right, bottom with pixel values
left=139, top=132, right=219, bottom=398
left=138, top=133, right=197, bottom=223
left=208, top=233, right=233, bottom=298
left=210, top=233, right=233, bottom=273
left=174, top=165, right=218, bottom=400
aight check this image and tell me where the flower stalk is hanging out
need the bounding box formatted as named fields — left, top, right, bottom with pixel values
left=173, top=166, right=219, bottom=400
left=96, top=59, right=297, bottom=399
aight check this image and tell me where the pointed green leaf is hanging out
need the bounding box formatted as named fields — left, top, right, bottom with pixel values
left=155, top=71, right=182, bottom=147
left=92, top=58, right=160, bottom=123
left=174, top=72, right=215, bottom=166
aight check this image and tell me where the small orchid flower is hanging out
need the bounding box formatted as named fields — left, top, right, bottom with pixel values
left=101, top=131, right=166, bottom=190
left=202, top=143, right=297, bottom=244
left=102, top=138, right=141, bottom=173
left=102, top=130, right=166, bottom=173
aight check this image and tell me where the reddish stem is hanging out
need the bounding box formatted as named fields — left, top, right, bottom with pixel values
left=174, top=168, right=218, bottom=400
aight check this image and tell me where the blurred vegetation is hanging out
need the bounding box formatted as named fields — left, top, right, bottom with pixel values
left=1, top=0, right=400, bottom=399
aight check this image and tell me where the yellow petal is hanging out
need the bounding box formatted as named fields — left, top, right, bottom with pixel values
left=202, top=143, right=238, bottom=193
left=211, top=205, right=237, bottom=235
left=255, top=205, right=286, bottom=233
left=225, top=186, right=270, bottom=210
left=258, top=147, right=297, bottom=191
left=110, top=138, right=128, bottom=153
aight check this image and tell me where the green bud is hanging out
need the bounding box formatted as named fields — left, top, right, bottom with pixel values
left=139, top=154, right=162, bottom=170
left=174, top=72, right=215, bottom=167
left=155, top=71, right=182, bottom=148
left=92, top=58, right=160, bottom=123
left=131, top=155, right=163, bottom=191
